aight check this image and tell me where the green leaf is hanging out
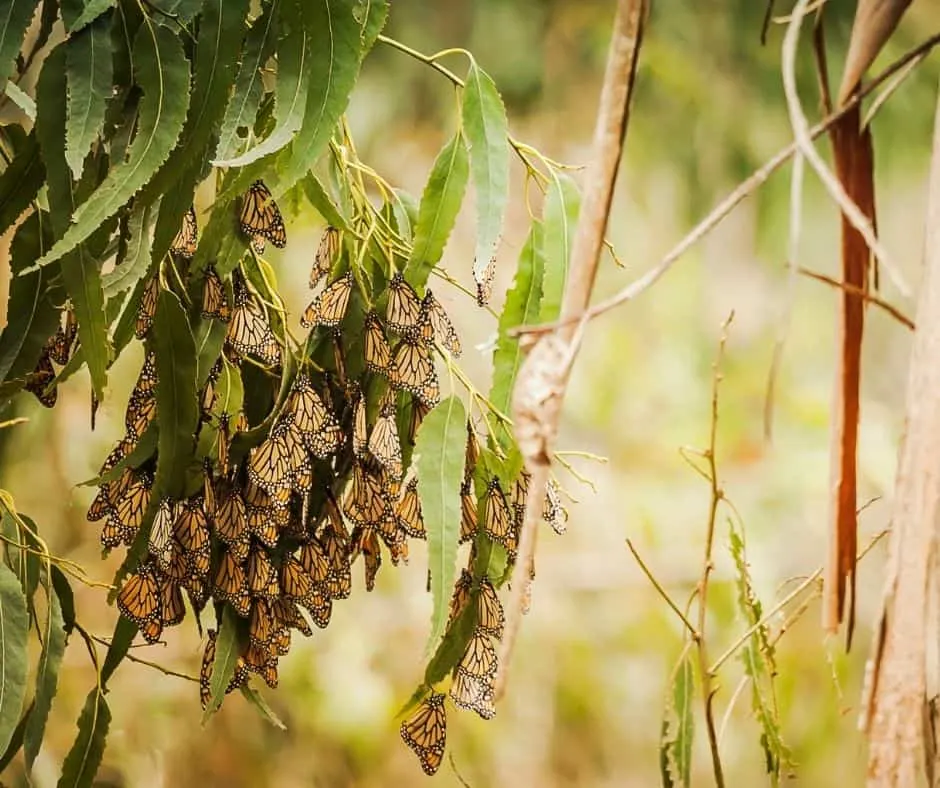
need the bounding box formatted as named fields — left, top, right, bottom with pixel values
left=0, top=562, right=29, bottom=755
left=213, top=0, right=310, bottom=167
left=660, top=650, right=694, bottom=788
left=99, top=615, right=137, bottom=686
left=202, top=608, right=240, bottom=722
left=0, top=128, right=45, bottom=238
left=0, top=703, right=31, bottom=773
left=461, top=61, right=510, bottom=303
left=405, top=131, right=469, bottom=293
left=355, top=0, right=388, bottom=54
left=147, top=0, right=203, bottom=25
left=24, top=581, right=67, bottom=769
left=240, top=684, right=287, bottom=730
left=65, top=15, right=113, bottom=180
left=0, top=212, right=61, bottom=385
left=6, top=515, right=40, bottom=606
left=302, top=172, right=349, bottom=230
left=4, top=80, right=34, bottom=119
left=56, top=688, right=110, bottom=788
left=26, top=21, right=191, bottom=273
left=279, top=0, right=362, bottom=190
left=215, top=0, right=279, bottom=162
left=102, top=200, right=157, bottom=298
left=50, top=567, right=75, bottom=634
left=36, top=44, right=112, bottom=398
left=415, top=395, right=467, bottom=656
left=152, top=290, right=199, bottom=500
left=0, top=0, right=40, bottom=83
left=490, top=221, right=544, bottom=420
left=60, top=0, right=115, bottom=32
left=540, top=172, right=580, bottom=322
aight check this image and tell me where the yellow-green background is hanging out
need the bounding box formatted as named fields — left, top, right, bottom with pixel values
left=3, top=1, right=940, bottom=785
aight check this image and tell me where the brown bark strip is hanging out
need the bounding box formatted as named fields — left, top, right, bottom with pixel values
left=864, top=77, right=940, bottom=788
left=824, top=104, right=876, bottom=644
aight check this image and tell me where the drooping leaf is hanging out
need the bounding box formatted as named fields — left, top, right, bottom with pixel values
left=415, top=395, right=467, bottom=656
left=60, top=0, right=115, bottom=33
left=278, top=0, right=363, bottom=190
left=405, top=131, right=469, bottom=293
left=490, top=221, right=544, bottom=421
left=240, top=684, right=287, bottom=730
left=65, top=15, right=113, bottom=180
left=99, top=614, right=137, bottom=686
left=24, top=581, right=67, bottom=769
left=202, top=607, right=240, bottom=722
left=56, top=688, right=110, bottom=788
left=26, top=21, right=191, bottom=273
left=392, top=188, right=418, bottom=245
left=461, top=60, right=510, bottom=305
left=0, top=703, right=32, bottom=774
left=355, top=0, right=388, bottom=55
left=215, top=0, right=279, bottom=162
left=5, top=514, right=41, bottom=607
left=50, top=567, right=76, bottom=634
left=302, top=172, right=349, bottom=230
left=148, top=0, right=206, bottom=26
left=102, top=200, right=157, bottom=298
left=152, top=290, right=199, bottom=499
left=0, top=0, right=40, bottom=83
left=0, top=562, right=29, bottom=755
left=3, top=80, right=34, bottom=119
left=36, top=44, right=112, bottom=398
left=540, top=172, right=580, bottom=322
left=0, top=128, right=45, bottom=238
left=660, top=650, right=695, bottom=788
left=0, top=212, right=61, bottom=386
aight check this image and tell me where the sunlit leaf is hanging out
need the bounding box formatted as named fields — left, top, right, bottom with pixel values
left=26, top=21, right=191, bottom=273
left=355, top=0, right=388, bottom=55
left=24, top=581, right=67, bottom=769
left=303, top=172, right=349, bottom=230
left=0, top=0, right=40, bottom=83
left=3, top=80, right=34, bottom=119
left=541, top=172, right=580, bottom=322
left=405, top=131, right=469, bottom=293
left=660, top=650, right=695, bottom=788
left=0, top=562, right=29, bottom=755
left=202, top=607, right=240, bottom=722
left=415, top=395, right=467, bottom=656
left=461, top=61, right=510, bottom=305
left=56, top=688, right=110, bottom=788
left=65, top=15, right=113, bottom=180
left=0, top=128, right=45, bottom=238
left=240, top=684, right=287, bottom=730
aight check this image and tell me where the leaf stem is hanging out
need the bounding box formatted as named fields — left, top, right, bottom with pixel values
left=626, top=539, right=698, bottom=638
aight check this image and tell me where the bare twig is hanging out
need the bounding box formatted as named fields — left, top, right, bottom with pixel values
left=513, top=32, right=940, bottom=340
left=494, top=0, right=647, bottom=701
left=797, top=266, right=915, bottom=330
left=89, top=634, right=198, bottom=683
left=626, top=539, right=698, bottom=638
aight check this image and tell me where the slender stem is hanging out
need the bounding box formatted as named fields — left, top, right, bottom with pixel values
left=797, top=266, right=915, bottom=330
left=626, top=539, right=698, bottom=638
left=89, top=634, right=198, bottom=682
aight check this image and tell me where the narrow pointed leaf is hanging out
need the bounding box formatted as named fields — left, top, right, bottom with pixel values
left=152, top=290, right=199, bottom=500
left=26, top=22, right=191, bottom=273
left=667, top=652, right=695, bottom=788
left=279, top=0, right=362, bottom=190
left=56, top=688, right=110, bottom=788
left=405, top=131, right=469, bottom=292
left=50, top=567, right=75, bottom=634
left=65, top=15, right=113, bottom=179
left=100, top=615, right=137, bottom=686
left=24, top=583, right=66, bottom=769
left=415, top=395, right=467, bottom=656
left=202, top=607, right=240, bottom=722
left=240, top=685, right=287, bottom=730
left=102, top=200, right=157, bottom=298
left=3, top=80, right=34, bottom=119
left=355, top=0, right=388, bottom=55
left=148, top=0, right=206, bottom=25
left=0, top=562, right=29, bottom=754
left=60, top=0, right=115, bottom=32
left=0, top=0, right=40, bottom=83
left=0, top=128, right=45, bottom=238
left=490, top=221, right=544, bottom=419
left=461, top=61, right=510, bottom=304
left=0, top=703, right=32, bottom=773
left=303, top=172, right=349, bottom=230
left=541, top=172, right=580, bottom=322
left=215, top=0, right=279, bottom=162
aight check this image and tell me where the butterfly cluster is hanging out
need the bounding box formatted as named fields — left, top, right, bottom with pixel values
left=24, top=307, right=79, bottom=408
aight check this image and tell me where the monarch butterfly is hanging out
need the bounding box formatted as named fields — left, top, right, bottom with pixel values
left=363, top=311, right=392, bottom=373
left=280, top=553, right=315, bottom=604
left=135, top=274, right=160, bottom=339
left=174, top=497, right=211, bottom=577
left=213, top=548, right=250, bottom=616
left=477, top=576, right=505, bottom=639
left=105, top=472, right=153, bottom=547
left=352, top=391, right=368, bottom=458
left=351, top=526, right=382, bottom=591
left=217, top=413, right=234, bottom=476
left=47, top=308, right=78, bottom=365
left=395, top=478, right=426, bottom=539
left=245, top=643, right=279, bottom=689
left=368, top=403, right=402, bottom=480
left=249, top=599, right=275, bottom=648
left=299, top=540, right=330, bottom=588
left=171, top=206, right=198, bottom=258
left=149, top=498, right=179, bottom=571
left=273, top=598, right=313, bottom=637
left=386, top=273, right=423, bottom=336
left=226, top=285, right=280, bottom=366
left=449, top=665, right=496, bottom=720
left=244, top=477, right=291, bottom=509
left=25, top=350, right=57, bottom=408
left=310, top=226, right=340, bottom=288
left=390, top=336, right=440, bottom=407
left=482, top=478, right=516, bottom=555
left=136, top=352, right=159, bottom=395
left=459, top=480, right=478, bottom=544
left=287, top=374, right=342, bottom=458
left=543, top=479, right=568, bottom=535
left=245, top=504, right=281, bottom=550
left=202, top=265, right=231, bottom=322
left=344, top=462, right=391, bottom=529
left=160, top=576, right=186, bottom=626
left=457, top=628, right=498, bottom=680
left=511, top=470, right=529, bottom=532
left=124, top=389, right=156, bottom=441
left=400, top=691, right=447, bottom=776
left=320, top=525, right=352, bottom=599
left=200, top=374, right=218, bottom=421
left=474, top=257, right=496, bottom=308
left=86, top=488, right=112, bottom=522
left=117, top=564, right=162, bottom=642
left=448, top=569, right=473, bottom=627
left=247, top=544, right=278, bottom=599
left=200, top=630, right=217, bottom=710
left=274, top=625, right=291, bottom=656
left=406, top=396, right=430, bottom=447
left=213, top=486, right=249, bottom=559
left=465, top=424, right=480, bottom=480
left=239, top=180, right=287, bottom=249
left=247, top=424, right=299, bottom=493
left=301, top=271, right=353, bottom=329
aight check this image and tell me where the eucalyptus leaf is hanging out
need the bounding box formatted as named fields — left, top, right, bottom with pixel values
left=541, top=172, right=580, bottom=322
left=56, top=688, right=110, bottom=788
left=0, top=128, right=45, bottom=238
left=202, top=608, right=241, bottom=722
left=0, top=0, right=40, bottom=83
left=65, top=15, right=113, bottom=180
left=24, top=581, right=66, bottom=769
left=0, top=562, right=29, bottom=755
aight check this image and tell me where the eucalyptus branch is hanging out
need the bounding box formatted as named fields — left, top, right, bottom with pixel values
left=89, top=634, right=198, bottom=683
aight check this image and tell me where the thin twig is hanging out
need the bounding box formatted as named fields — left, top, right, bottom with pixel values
left=626, top=539, right=698, bottom=638
left=782, top=0, right=909, bottom=298
left=797, top=266, right=915, bottom=330
left=513, top=32, right=940, bottom=339
left=89, top=634, right=198, bottom=682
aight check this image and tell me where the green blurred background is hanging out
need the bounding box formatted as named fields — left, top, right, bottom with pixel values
left=4, top=1, right=940, bottom=785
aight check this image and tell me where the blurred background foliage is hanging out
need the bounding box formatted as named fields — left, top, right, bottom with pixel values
left=2, top=0, right=940, bottom=785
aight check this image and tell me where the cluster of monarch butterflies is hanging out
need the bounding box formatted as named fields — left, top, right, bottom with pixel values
left=70, top=182, right=568, bottom=773
left=24, top=307, right=79, bottom=408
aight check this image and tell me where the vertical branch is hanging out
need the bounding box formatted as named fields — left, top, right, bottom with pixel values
left=863, top=77, right=940, bottom=787
left=495, top=0, right=647, bottom=697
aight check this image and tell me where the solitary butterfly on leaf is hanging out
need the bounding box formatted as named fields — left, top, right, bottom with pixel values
left=400, top=691, right=447, bottom=775
left=239, top=180, right=286, bottom=251
left=171, top=206, right=198, bottom=258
